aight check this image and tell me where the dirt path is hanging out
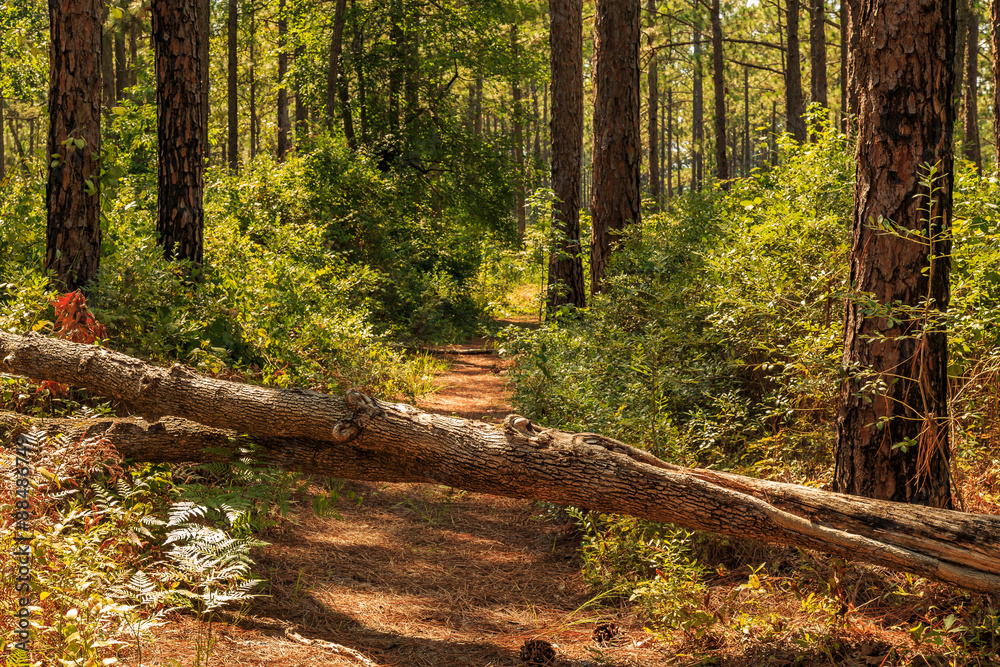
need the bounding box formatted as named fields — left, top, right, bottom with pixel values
left=123, top=322, right=674, bottom=667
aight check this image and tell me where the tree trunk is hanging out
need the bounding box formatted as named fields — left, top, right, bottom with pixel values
left=692, top=23, right=704, bottom=189
left=114, top=17, right=127, bottom=100
left=743, top=67, right=750, bottom=173
left=227, top=0, right=238, bottom=170
left=666, top=87, right=672, bottom=200
left=1, top=331, right=999, bottom=593
left=128, top=12, right=138, bottom=89
left=993, top=0, right=1000, bottom=171
left=352, top=0, right=367, bottom=144
left=532, top=79, right=541, bottom=166
left=47, top=0, right=103, bottom=294
left=199, top=0, right=210, bottom=163
left=388, top=0, right=403, bottom=135
left=809, top=0, right=827, bottom=112
left=954, top=0, right=969, bottom=113
left=102, top=6, right=115, bottom=109
left=474, top=77, right=483, bottom=135
left=646, top=0, right=660, bottom=209
left=327, top=0, right=347, bottom=131
left=590, top=0, right=641, bottom=295
left=0, top=66, right=5, bottom=182
left=785, top=0, right=807, bottom=141
left=546, top=0, right=586, bottom=311
left=962, top=9, right=981, bottom=172
left=512, top=24, right=526, bottom=243
left=152, top=0, right=206, bottom=268
left=836, top=0, right=955, bottom=509
left=840, top=0, right=847, bottom=131
left=845, top=0, right=860, bottom=135
left=339, top=58, right=357, bottom=150
left=710, top=0, right=728, bottom=186
left=249, top=9, right=258, bottom=160
left=277, top=0, right=290, bottom=160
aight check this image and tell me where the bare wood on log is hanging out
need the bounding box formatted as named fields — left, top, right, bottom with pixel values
left=1, top=330, right=999, bottom=593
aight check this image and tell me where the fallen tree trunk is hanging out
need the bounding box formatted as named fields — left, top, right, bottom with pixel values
left=2, top=330, right=999, bottom=593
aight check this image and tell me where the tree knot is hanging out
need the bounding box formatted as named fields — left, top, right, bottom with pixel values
left=331, top=390, right=384, bottom=444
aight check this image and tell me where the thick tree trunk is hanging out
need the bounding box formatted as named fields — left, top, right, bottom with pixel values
left=809, top=0, right=827, bottom=111
left=646, top=0, right=659, bottom=209
left=590, top=0, right=641, bottom=295
left=836, top=0, right=955, bottom=509
left=1, top=331, right=999, bottom=593
left=962, top=10, right=981, bottom=172
left=47, top=0, right=102, bottom=294
left=710, top=0, right=728, bottom=186
left=546, top=0, right=586, bottom=311
left=152, top=0, right=206, bottom=268
left=327, top=0, right=347, bottom=131
left=227, top=0, right=238, bottom=170
left=785, top=0, right=807, bottom=141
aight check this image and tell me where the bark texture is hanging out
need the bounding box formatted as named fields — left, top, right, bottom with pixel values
left=785, top=0, right=807, bottom=141
left=836, top=0, right=955, bottom=509
left=227, top=0, right=238, bottom=170
left=710, top=0, right=728, bottom=185
left=46, top=0, right=103, bottom=293
left=1, top=331, right=999, bottom=593
left=152, top=0, right=206, bottom=268
left=546, top=0, right=586, bottom=311
left=692, top=25, right=704, bottom=189
left=810, top=0, right=827, bottom=109
left=277, top=0, right=290, bottom=160
left=646, top=0, right=659, bottom=208
left=590, top=0, right=641, bottom=294
left=327, top=0, right=347, bottom=130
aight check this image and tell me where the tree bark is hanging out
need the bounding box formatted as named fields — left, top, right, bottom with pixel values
left=277, top=0, right=290, bottom=160
left=47, top=0, right=103, bottom=294
left=993, top=0, right=1000, bottom=171
left=199, top=0, right=210, bottom=163
left=809, top=0, right=827, bottom=112
left=102, top=5, right=115, bottom=109
left=249, top=9, right=258, bottom=160
left=962, top=9, right=981, bottom=173
left=954, top=0, right=969, bottom=113
left=152, top=0, right=206, bottom=268
left=114, top=15, right=127, bottom=101
left=743, top=67, right=750, bottom=173
left=646, top=0, right=660, bottom=209
left=840, top=0, right=847, bottom=131
left=836, top=0, right=955, bottom=509
left=0, top=64, right=5, bottom=182
left=227, top=0, right=238, bottom=170
left=546, top=0, right=586, bottom=312
left=710, top=0, right=728, bottom=186
left=692, top=23, right=704, bottom=189
left=1, top=331, right=999, bottom=593
left=785, top=0, right=807, bottom=141
left=352, top=0, right=367, bottom=144
left=512, top=24, right=526, bottom=243
left=327, top=0, right=347, bottom=131
left=590, top=0, right=641, bottom=295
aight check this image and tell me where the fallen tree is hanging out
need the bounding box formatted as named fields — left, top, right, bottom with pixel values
left=2, top=330, right=999, bottom=593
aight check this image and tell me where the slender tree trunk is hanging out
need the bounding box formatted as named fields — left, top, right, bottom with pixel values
left=809, top=0, right=827, bottom=112
left=666, top=87, right=672, bottom=200
left=404, top=17, right=419, bottom=124
left=352, top=0, right=367, bottom=144
left=840, top=0, right=847, bottom=131
left=199, top=0, right=210, bottom=163
left=47, top=0, right=102, bottom=293
left=836, top=0, right=955, bottom=509
left=846, top=0, right=860, bottom=135
left=532, top=79, right=541, bottom=166
left=339, top=59, right=356, bottom=149
left=227, top=0, right=238, bottom=170
left=327, top=0, right=347, bottom=130
left=785, top=0, right=807, bottom=141
left=993, top=0, right=1000, bottom=171
left=277, top=0, right=290, bottom=160
left=710, top=0, right=728, bottom=186
left=102, top=5, right=115, bottom=109
left=152, top=0, right=206, bottom=268
left=114, top=16, right=127, bottom=100
left=128, top=12, right=137, bottom=88
left=473, top=77, right=483, bottom=135
left=388, top=0, right=403, bottom=135
left=647, top=0, right=660, bottom=208
left=542, top=83, right=549, bottom=184
left=512, top=25, right=526, bottom=242
left=250, top=9, right=259, bottom=160
left=962, top=9, right=981, bottom=172
left=743, top=66, right=750, bottom=173
left=546, top=0, right=586, bottom=311
left=0, top=79, right=5, bottom=181
left=954, top=0, right=969, bottom=113
left=590, top=0, right=641, bottom=294
left=692, top=23, right=704, bottom=189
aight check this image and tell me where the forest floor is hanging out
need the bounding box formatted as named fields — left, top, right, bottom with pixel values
left=121, top=317, right=676, bottom=667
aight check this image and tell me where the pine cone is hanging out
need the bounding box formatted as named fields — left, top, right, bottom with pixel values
left=519, top=639, right=556, bottom=666
left=592, top=622, right=623, bottom=646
